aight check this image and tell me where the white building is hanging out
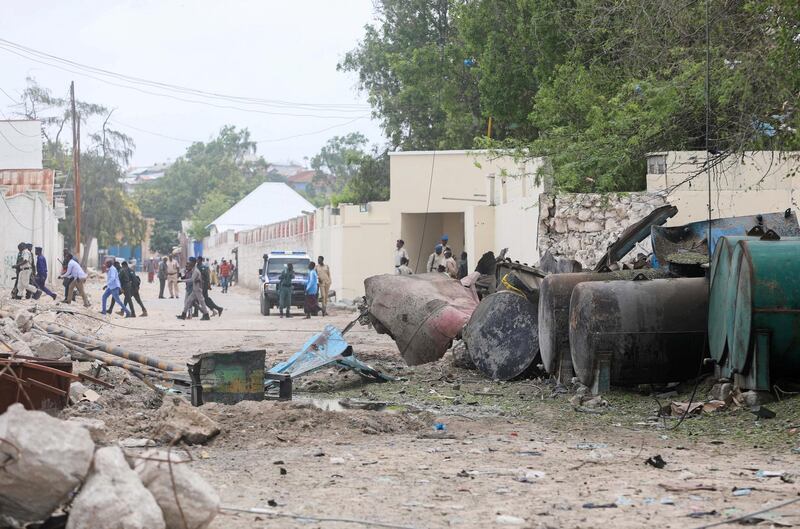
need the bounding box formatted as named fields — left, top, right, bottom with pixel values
left=0, top=120, right=63, bottom=289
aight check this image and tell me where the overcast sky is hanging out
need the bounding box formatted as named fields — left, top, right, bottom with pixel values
left=0, top=0, right=384, bottom=167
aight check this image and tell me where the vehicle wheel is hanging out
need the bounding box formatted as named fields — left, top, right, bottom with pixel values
left=260, top=293, right=270, bottom=316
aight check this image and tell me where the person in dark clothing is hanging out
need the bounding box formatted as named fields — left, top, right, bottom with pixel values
left=457, top=251, right=468, bottom=280
left=123, top=261, right=147, bottom=317
left=157, top=256, right=167, bottom=298
left=278, top=263, right=294, bottom=318
left=198, top=256, right=223, bottom=317
left=33, top=247, right=57, bottom=300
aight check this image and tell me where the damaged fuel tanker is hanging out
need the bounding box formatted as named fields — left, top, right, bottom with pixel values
left=363, top=273, right=480, bottom=365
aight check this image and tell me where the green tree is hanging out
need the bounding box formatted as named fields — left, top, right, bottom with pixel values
left=188, top=191, right=234, bottom=240
left=330, top=150, right=390, bottom=205
left=135, top=126, right=271, bottom=246
left=309, top=132, right=369, bottom=199
left=339, top=0, right=483, bottom=150
left=17, top=79, right=145, bottom=258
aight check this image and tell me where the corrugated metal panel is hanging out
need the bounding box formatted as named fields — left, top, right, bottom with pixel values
left=0, top=168, right=54, bottom=203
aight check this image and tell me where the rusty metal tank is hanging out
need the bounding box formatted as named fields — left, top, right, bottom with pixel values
left=538, top=270, right=670, bottom=382
left=569, top=277, right=708, bottom=387
left=463, top=290, right=539, bottom=381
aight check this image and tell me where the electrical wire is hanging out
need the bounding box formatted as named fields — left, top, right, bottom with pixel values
left=0, top=39, right=369, bottom=115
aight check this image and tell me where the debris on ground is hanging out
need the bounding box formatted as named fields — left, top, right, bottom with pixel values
left=68, top=446, right=166, bottom=529
left=645, top=455, right=667, bottom=469
left=0, top=404, right=94, bottom=525
left=154, top=397, right=221, bottom=445
left=133, top=449, right=220, bottom=529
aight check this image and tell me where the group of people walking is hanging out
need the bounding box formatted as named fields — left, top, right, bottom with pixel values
left=277, top=256, right=331, bottom=319
left=393, top=236, right=468, bottom=279
left=10, top=242, right=59, bottom=301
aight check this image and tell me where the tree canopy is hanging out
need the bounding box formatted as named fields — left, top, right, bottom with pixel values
left=135, top=126, right=271, bottom=250
left=17, top=78, right=145, bottom=257
left=343, top=0, right=800, bottom=192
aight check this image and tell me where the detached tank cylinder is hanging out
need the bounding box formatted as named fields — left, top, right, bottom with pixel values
left=538, top=270, right=671, bottom=380
left=569, top=277, right=708, bottom=387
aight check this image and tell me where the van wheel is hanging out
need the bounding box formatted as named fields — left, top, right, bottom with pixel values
left=260, top=293, right=270, bottom=316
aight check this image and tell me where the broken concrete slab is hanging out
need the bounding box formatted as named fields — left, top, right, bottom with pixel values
left=0, top=403, right=95, bottom=525
left=67, top=446, right=166, bottom=529
left=133, top=449, right=219, bottom=529
left=66, top=417, right=108, bottom=443
left=26, top=334, right=70, bottom=360
left=154, top=397, right=220, bottom=445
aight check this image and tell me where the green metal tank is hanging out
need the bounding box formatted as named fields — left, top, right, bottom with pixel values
left=729, top=240, right=800, bottom=390
left=708, top=236, right=756, bottom=372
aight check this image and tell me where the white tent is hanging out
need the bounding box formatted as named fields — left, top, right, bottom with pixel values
left=207, top=182, right=314, bottom=234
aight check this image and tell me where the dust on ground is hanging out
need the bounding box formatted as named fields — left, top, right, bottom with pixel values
left=7, top=277, right=800, bottom=528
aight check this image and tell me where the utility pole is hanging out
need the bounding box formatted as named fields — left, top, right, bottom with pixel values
left=70, top=81, right=81, bottom=256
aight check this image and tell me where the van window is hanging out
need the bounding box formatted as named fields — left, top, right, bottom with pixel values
left=267, top=258, right=309, bottom=276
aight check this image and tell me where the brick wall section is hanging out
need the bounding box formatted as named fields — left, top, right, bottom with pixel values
left=537, top=191, right=667, bottom=268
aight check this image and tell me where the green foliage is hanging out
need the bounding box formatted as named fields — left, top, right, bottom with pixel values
left=330, top=150, right=390, bottom=205
left=338, top=0, right=483, bottom=150
left=346, top=0, right=800, bottom=192
left=188, top=191, right=234, bottom=240
left=18, top=78, right=145, bottom=252
left=135, top=126, right=271, bottom=246
left=309, top=132, right=369, bottom=199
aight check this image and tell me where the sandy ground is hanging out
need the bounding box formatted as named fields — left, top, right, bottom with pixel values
left=14, top=277, right=800, bottom=528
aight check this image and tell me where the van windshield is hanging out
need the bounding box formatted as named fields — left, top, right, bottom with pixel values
left=267, top=258, right=309, bottom=277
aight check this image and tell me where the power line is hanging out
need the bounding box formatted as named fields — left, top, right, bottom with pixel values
left=109, top=116, right=367, bottom=145
left=0, top=38, right=370, bottom=114
left=0, top=43, right=370, bottom=119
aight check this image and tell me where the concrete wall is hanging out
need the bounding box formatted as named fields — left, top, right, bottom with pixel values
left=537, top=192, right=667, bottom=268
left=0, top=121, right=42, bottom=170
left=0, top=189, right=62, bottom=289
left=204, top=202, right=392, bottom=299
left=389, top=150, right=547, bottom=271
left=647, top=151, right=799, bottom=225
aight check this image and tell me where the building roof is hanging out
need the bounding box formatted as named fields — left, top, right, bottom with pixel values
left=207, top=182, right=314, bottom=233
left=287, top=169, right=316, bottom=183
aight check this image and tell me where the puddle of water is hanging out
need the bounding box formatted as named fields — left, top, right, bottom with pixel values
left=302, top=398, right=405, bottom=413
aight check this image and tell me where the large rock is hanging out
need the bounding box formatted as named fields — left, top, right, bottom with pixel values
left=67, top=447, right=165, bottom=529
left=133, top=449, right=219, bottom=529
left=26, top=335, right=70, bottom=360
left=154, top=398, right=220, bottom=445
left=0, top=404, right=95, bottom=525
left=67, top=417, right=108, bottom=443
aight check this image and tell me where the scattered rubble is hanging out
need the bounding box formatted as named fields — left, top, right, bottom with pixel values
left=67, top=446, right=166, bottom=529
left=154, top=397, right=221, bottom=445
left=0, top=404, right=94, bottom=525
left=133, top=449, right=220, bottom=529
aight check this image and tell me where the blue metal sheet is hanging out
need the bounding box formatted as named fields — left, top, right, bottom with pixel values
left=266, top=325, right=394, bottom=389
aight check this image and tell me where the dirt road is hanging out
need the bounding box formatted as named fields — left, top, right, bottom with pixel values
left=58, top=277, right=800, bottom=529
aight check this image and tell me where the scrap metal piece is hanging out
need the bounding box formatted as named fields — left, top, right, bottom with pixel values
left=594, top=205, right=678, bottom=272
left=266, top=325, right=393, bottom=390
left=364, top=273, right=479, bottom=365
left=188, top=350, right=266, bottom=405
left=651, top=210, right=800, bottom=269
left=0, top=354, right=72, bottom=413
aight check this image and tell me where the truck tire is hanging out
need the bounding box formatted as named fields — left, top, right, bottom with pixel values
left=260, top=292, right=270, bottom=316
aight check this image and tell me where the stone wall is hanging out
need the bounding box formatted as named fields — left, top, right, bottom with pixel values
left=537, top=192, right=667, bottom=268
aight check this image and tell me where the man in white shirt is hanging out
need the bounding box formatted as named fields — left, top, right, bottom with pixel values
left=61, top=253, right=90, bottom=307
left=394, top=239, right=409, bottom=273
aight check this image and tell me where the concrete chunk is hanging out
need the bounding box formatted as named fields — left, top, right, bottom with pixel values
left=0, top=404, right=95, bottom=525
left=67, top=446, right=165, bottom=529
left=154, top=397, right=220, bottom=445
left=133, top=449, right=219, bottom=529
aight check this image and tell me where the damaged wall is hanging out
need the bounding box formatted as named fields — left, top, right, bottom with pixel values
left=537, top=192, right=667, bottom=268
